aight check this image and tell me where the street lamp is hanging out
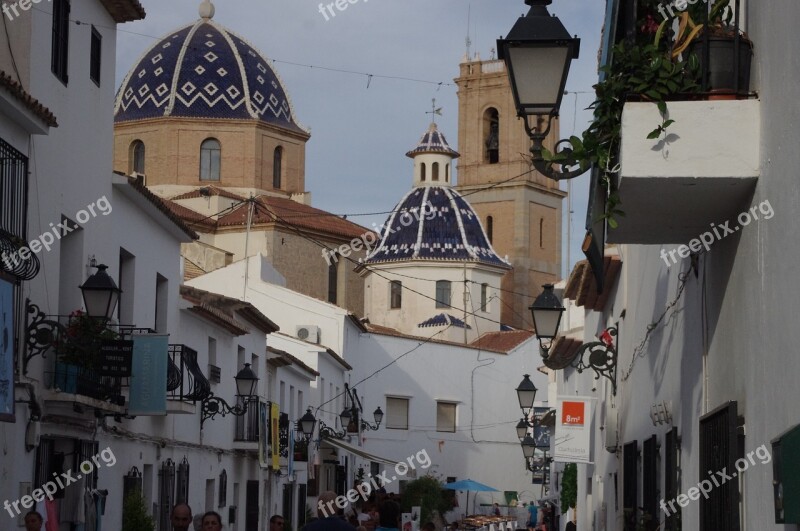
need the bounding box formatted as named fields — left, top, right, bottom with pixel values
left=201, top=363, right=259, bottom=428
left=516, top=374, right=538, bottom=415
left=529, top=284, right=565, bottom=358
left=497, top=0, right=587, bottom=181
left=309, top=384, right=383, bottom=441
left=79, top=264, right=121, bottom=320
left=299, top=408, right=317, bottom=439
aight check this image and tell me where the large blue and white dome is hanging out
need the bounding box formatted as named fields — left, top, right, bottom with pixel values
left=365, top=186, right=510, bottom=267
left=114, top=2, right=305, bottom=132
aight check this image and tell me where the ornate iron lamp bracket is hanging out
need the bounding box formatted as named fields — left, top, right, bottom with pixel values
left=569, top=326, right=618, bottom=395
left=200, top=395, right=248, bottom=428
left=23, top=299, right=65, bottom=375
left=317, top=420, right=347, bottom=440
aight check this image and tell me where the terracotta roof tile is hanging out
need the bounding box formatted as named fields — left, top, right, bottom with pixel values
left=543, top=337, right=584, bottom=370
left=215, top=195, right=370, bottom=240
left=165, top=187, right=371, bottom=241
left=564, top=256, right=622, bottom=311
left=171, top=185, right=246, bottom=202
left=99, top=0, right=145, bottom=22
left=0, top=71, right=57, bottom=127
left=121, top=175, right=199, bottom=239
left=470, top=330, right=535, bottom=352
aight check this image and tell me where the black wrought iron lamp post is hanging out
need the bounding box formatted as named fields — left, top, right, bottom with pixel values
left=200, top=363, right=259, bottom=428
left=497, top=0, right=587, bottom=182
left=79, top=264, right=122, bottom=321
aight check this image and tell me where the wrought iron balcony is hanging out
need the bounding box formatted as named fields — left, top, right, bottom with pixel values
left=234, top=397, right=260, bottom=442
left=167, top=344, right=212, bottom=403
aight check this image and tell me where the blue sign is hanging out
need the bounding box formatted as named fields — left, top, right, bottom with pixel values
left=0, top=279, right=14, bottom=423
left=129, top=335, right=168, bottom=415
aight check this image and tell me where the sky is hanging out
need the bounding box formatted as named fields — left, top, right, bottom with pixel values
left=114, top=0, right=606, bottom=279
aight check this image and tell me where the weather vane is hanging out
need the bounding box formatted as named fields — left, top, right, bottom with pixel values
left=426, top=98, right=443, bottom=123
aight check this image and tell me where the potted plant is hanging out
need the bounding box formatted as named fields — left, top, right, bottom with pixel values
left=52, top=309, right=119, bottom=394
left=665, top=0, right=753, bottom=96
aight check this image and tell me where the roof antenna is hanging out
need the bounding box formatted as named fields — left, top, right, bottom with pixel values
left=465, top=4, right=472, bottom=61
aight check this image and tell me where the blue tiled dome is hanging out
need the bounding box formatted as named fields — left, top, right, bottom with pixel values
left=405, top=123, right=460, bottom=158
left=365, top=186, right=511, bottom=267
left=114, top=18, right=305, bottom=132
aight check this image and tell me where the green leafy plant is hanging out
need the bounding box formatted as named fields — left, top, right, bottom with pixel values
left=560, top=463, right=577, bottom=515
left=53, top=309, right=119, bottom=369
left=400, top=475, right=454, bottom=525
left=122, top=490, right=155, bottom=531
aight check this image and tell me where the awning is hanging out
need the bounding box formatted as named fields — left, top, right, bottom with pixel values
left=322, top=437, right=402, bottom=467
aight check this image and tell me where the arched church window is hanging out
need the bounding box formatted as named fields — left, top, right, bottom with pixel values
left=446, top=163, right=450, bottom=182
left=484, top=108, right=500, bottom=164
left=487, top=216, right=494, bottom=243
left=200, top=138, right=221, bottom=181
left=421, top=162, right=427, bottom=181
left=130, top=140, right=145, bottom=175
left=435, top=280, right=451, bottom=308
left=432, top=162, right=440, bottom=181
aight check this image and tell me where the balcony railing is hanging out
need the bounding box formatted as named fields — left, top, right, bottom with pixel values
left=50, top=362, right=125, bottom=405
left=167, top=344, right=212, bottom=403
left=234, top=397, right=260, bottom=442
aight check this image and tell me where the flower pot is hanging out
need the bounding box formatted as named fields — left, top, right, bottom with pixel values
left=689, top=36, right=753, bottom=94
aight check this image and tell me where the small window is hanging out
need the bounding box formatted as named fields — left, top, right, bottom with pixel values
left=327, top=259, right=338, bottom=304
left=435, top=280, right=451, bottom=309
left=51, top=0, right=70, bottom=83
left=154, top=273, right=168, bottom=333
left=130, top=141, right=145, bottom=174
left=446, top=163, right=450, bottom=182
left=273, top=146, right=283, bottom=189
left=386, top=397, right=409, bottom=430
left=437, top=402, right=456, bottom=433
left=432, top=162, right=440, bottom=181
left=420, top=162, right=426, bottom=182
left=90, top=26, right=102, bottom=86
left=200, top=138, right=221, bottom=181
left=539, top=218, right=544, bottom=248
left=480, top=283, right=488, bottom=311
left=487, top=216, right=494, bottom=243
left=484, top=108, right=499, bottom=164
left=390, top=280, right=402, bottom=309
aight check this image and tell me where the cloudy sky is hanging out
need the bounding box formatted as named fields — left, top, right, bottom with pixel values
left=115, top=0, right=606, bottom=278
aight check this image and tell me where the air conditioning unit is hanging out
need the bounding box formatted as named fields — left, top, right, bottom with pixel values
left=296, top=325, right=320, bottom=344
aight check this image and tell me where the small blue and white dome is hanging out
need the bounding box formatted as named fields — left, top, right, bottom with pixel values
left=114, top=0, right=306, bottom=133
left=365, top=123, right=510, bottom=268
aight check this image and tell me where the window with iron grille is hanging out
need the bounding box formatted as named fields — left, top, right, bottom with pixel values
left=664, top=427, right=681, bottom=531
left=176, top=457, right=190, bottom=505
left=700, top=401, right=741, bottom=531
left=642, top=435, right=659, bottom=531
left=158, top=459, right=176, bottom=531
left=0, top=137, right=29, bottom=242
left=623, top=440, right=638, bottom=531
left=51, top=0, right=70, bottom=83
left=90, top=26, right=101, bottom=85
left=218, top=470, right=227, bottom=508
